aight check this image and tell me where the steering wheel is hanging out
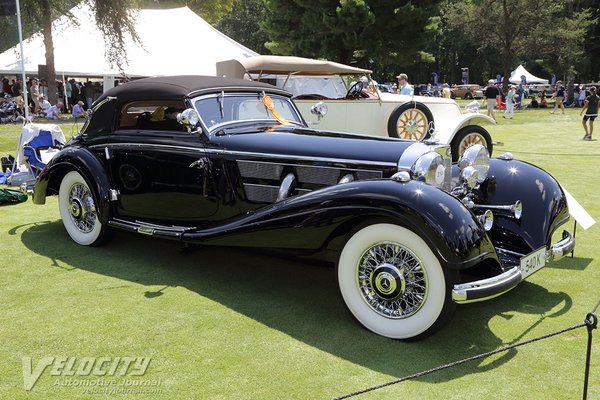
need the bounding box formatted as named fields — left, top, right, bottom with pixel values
left=346, top=81, right=365, bottom=99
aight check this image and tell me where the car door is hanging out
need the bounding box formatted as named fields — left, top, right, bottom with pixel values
left=104, top=129, right=220, bottom=224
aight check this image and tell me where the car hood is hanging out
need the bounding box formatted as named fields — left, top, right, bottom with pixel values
left=210, top=125, right=416, bottom=166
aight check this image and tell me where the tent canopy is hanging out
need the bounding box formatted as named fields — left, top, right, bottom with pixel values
left=0, top=5, right=257, bottom=78
left=509, top=65, right=548, bottom=84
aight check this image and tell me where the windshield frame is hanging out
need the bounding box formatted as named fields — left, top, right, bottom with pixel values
left=190, top=91, right=305, bottom=134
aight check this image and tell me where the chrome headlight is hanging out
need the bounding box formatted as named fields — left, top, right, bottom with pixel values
left=458, top=144, right=490, bottom=183
left=412, top=151, right=446, bottom=188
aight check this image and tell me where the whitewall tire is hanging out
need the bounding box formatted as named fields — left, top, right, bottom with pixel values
left=337, top=223, right=455, bottom=340
left=58, top=170, right=106, bottom=246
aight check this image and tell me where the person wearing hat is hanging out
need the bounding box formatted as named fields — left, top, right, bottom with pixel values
left=503, top=85, right=517, bottom=119
left=396, top=73, right=412, bottom=95
left=483, top=79, right=500, bottom=122
left=550, top=81, right=565, bottom=114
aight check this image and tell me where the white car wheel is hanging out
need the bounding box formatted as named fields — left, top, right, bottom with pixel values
left=58, top=170, right=106, bottom=246
left=337, top=223, right=454, bottom=339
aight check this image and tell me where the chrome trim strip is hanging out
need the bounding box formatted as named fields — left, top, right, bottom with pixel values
left=452, top=266, right=522, bottom=304
left=89, top=143, right=397, bottom=168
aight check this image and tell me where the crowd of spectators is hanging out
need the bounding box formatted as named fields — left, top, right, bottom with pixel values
left=0, top=76, right=104, bottom=123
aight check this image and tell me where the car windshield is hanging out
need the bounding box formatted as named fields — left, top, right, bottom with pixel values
left=193, top=92, right=303, bottom=132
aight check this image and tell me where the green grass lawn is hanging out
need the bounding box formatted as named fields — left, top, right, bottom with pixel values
left=0, top=108, right=598, bottom=399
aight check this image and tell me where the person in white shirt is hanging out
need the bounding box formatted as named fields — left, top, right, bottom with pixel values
left=38, top=95, right=51, bottom=116
left=72, top=100, right=86, bottom=118
left=46, top=101, right=64, bottom=120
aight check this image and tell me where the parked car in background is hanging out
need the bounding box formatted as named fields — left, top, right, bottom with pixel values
left=450, top=84, right=484, bottom=99
left=32, top=75, right=576, bottom=340
left=527, top=83, right=552, bottom=98
left=217, top=55, right=495, bottom=161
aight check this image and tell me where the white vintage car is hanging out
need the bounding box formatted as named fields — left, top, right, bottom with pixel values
left=217, top=55, right=496, bottom=160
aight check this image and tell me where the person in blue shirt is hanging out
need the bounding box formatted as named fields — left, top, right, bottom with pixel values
left=396, top=73, right=412, bottom=95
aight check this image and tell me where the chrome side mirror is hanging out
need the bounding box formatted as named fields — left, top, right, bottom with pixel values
left=177, top=108, right=200, bottom=132
left=310, top=102, right=328, bottom=121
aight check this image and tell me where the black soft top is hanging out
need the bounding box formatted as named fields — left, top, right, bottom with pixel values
left=95, top=75, right=289, bottom=105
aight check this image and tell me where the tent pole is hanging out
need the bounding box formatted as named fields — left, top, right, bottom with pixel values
left=15, top=0, right=29, bottom=121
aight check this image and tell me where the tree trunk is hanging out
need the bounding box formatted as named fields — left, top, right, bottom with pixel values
left=41, top=2, right=57, bottom=105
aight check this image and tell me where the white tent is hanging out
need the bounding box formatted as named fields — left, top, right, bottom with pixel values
left=0, top=4, right=257, bottom=80
left=509, top=64, right=548, bottom=84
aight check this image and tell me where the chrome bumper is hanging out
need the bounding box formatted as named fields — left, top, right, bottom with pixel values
left=452, top=230, right=575, bottom=304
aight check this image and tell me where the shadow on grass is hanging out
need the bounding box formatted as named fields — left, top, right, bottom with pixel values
left=19, top=220, right=575, bottom=384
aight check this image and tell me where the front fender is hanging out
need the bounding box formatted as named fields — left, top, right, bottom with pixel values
left=473, top=158, right=570, bottom=255
left=181, top=179, right=497, bottom=269
left=33, top=146, right=112, bottom=223
left=432, top=112, right=496, bottom=145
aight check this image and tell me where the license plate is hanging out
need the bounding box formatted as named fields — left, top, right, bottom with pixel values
left=520, top=246, right=547, bottom=279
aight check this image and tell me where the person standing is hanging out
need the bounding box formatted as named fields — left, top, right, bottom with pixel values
left=503, top=85, right=516, bottom=119
left=550, top=81, right=565, bottom=114
left=580, top=86, right=599, bottom=141
left=483, top=80, right=500, bottom=121
left=30, top=78, right=40, bottom=114
left=396, top=73, right=412, bottom=95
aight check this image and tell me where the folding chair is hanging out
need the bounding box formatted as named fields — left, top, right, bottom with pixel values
left=22, top=131, right=64, bottom=177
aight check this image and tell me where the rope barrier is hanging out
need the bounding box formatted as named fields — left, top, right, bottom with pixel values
left=334, top=302, right=598, bottom=400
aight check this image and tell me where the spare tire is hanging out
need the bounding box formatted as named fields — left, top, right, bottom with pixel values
left=387, top=102, right=434, bottom=141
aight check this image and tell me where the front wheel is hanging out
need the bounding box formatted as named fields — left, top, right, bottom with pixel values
left=59, top=170, right=109, bottom=246
left=337, top=224, right=456, bottom=340
left=450, top=125, right=493, bottom=162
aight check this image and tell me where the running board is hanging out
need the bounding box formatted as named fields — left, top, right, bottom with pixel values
left=108, top=218, right=192, bottom=240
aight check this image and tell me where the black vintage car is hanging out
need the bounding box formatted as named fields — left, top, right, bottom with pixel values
left=33, top=76, right=575, bottom=340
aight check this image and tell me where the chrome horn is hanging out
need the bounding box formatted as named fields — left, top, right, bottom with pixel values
left=470, top=200, right=522, bottom=220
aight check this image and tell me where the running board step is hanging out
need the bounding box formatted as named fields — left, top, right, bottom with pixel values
left=108, top=218, right=192, bottom=240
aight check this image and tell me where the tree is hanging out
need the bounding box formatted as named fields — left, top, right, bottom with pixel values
left=261, top=0, right=439, bottom=79
left=216, top=0, right=270, bottom=54
left=137, top=0, right=235, bottom=24
left=441, top=0, right=596, bottom=90
left=17, top=0, right=139, bottom=104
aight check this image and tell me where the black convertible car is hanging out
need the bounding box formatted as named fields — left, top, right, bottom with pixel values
left=33, top=76, right=575, bottom=340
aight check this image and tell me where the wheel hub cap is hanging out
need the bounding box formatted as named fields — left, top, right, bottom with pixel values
left=372, top=264, right=405, bottom=299
left=356, top=242, right=428, bottom=319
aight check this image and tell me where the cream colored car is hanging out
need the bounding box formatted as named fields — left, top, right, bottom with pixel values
left=217, top=56, right=495, bottom=160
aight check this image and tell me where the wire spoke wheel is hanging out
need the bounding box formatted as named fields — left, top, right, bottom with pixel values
left=59, top=170, right=108, bottom=246
left=67, top=182, right=97, bottom=233
left=357, top=241, right=428, bottom=319
left=338, top=224, right=455, bottom=339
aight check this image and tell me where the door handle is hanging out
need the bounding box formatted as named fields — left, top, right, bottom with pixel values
left=189, top=157, right=209, bottom=170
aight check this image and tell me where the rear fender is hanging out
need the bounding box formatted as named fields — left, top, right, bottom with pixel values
left=33, top=146, right=112, bottom=223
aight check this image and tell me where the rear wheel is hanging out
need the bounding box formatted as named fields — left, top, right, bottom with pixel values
left=337, top=223, right=456, bottom=340
left=450, top=125, right=493, bottom=162
left=387, top=102, right=434, bottom=141
left=464, top=92, right=473, bottom=99
left=58, top=170, right=109, bottom=246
